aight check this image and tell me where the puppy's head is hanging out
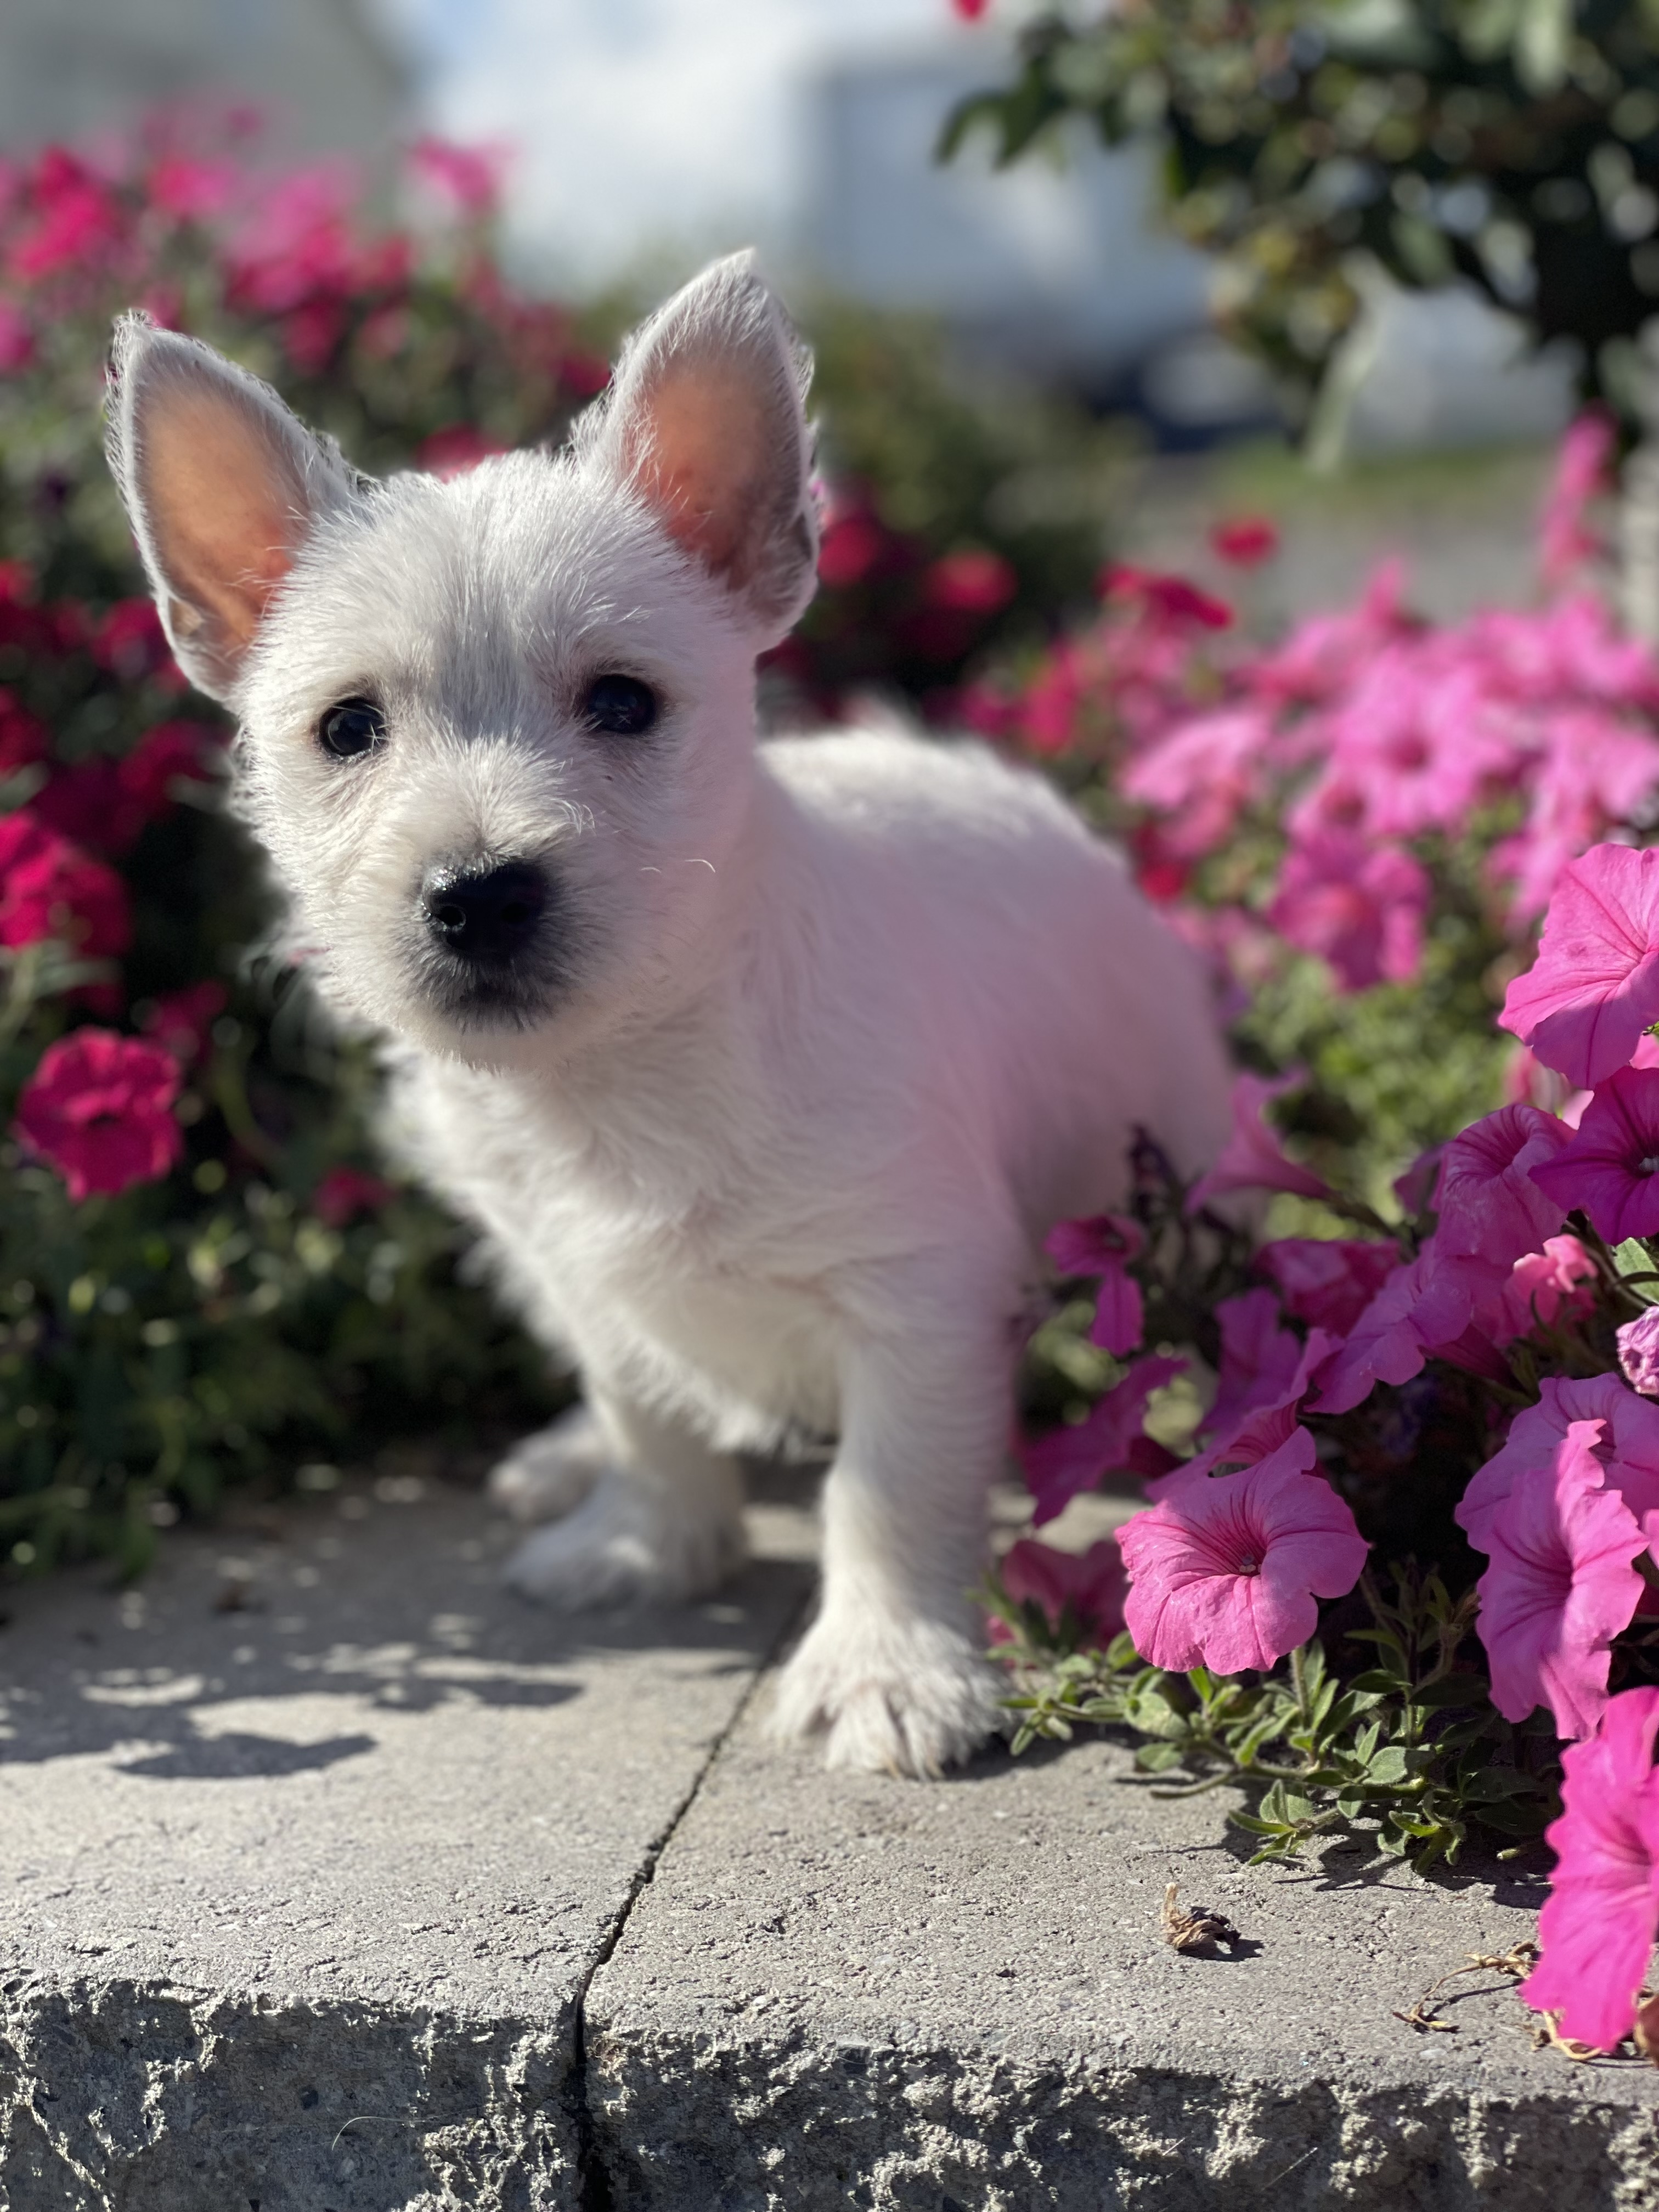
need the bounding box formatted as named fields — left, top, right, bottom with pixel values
left=105, top=254, right=818, bottom=1064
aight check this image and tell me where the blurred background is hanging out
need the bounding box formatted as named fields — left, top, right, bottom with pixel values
left=0, top=0, right=1592, bottom=618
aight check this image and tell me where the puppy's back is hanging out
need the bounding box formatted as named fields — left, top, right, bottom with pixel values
left=759, top=725, right=1233, bottom=1230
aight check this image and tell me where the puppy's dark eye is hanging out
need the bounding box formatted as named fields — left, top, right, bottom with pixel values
left=584, top=674, right=657, bottom=737
left=318, top=696, right=387, bottom=760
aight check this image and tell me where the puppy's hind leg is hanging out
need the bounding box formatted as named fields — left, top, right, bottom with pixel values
left=502, top=1383, right=746, bottom=1610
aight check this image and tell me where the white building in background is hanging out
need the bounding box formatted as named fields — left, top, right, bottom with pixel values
left=799, top=37, right=1574, bottom=452
left=0, top=0, right=408, bottom=167
left=801, top=44, right=1211, bottom=390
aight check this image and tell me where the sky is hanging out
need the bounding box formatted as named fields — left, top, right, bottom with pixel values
left=379, top=0, right=972, bottom=287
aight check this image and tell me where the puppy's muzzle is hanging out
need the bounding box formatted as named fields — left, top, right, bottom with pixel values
left=421, top=860, right=549, bottom=968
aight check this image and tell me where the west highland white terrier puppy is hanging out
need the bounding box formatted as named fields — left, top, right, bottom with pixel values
left=105, top=253, right=1233, bottom=1775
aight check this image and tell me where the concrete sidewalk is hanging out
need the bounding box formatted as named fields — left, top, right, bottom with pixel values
left=0, top=1473, right=1655, bottom=2211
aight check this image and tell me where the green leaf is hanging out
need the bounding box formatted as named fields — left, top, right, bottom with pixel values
left=1135, top=1739, right=1185, bottom=1774
left=1363, top=1743, right=1413, bottom=1785
left=1348, top=1668, right=1408, bottom=1696
left=1613, top=1239, right=1659, bottom=1303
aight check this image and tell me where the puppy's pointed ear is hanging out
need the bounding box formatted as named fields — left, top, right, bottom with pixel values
left=105, top=315, right=358, bottom=702
left=586, top=252, right=819, bottom=643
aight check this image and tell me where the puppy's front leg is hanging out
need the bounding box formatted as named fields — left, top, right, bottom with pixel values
left=501, top=1384, right=745, bottom=1609
left=768, top=1310, right=1010, bottom=1776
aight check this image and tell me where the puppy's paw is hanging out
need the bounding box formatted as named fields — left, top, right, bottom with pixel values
left=765, top=1610, right=1000, bottom=1778
left=488, top=1407, right=609, bottom=1526
left=503, top=1474, right=745, bottom=1610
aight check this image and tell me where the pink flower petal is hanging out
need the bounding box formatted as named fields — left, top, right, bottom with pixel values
left=1500, top=844, right=1659, bottom=1089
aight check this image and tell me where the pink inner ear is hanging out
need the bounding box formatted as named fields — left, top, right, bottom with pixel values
left=628, top=364, right=768, bottom=587
left=140, top=391, right=305, bottom=653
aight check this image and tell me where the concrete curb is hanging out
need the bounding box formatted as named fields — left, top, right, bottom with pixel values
left=3, top=1479, right=1657, bottom=2210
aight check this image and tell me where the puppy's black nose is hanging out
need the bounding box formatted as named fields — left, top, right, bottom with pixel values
left=421, top=860, right=548, bottom=965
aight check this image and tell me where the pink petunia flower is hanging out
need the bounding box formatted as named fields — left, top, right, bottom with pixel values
left=1522, top=1685, right=1659, bottom=2050
left=14, top=1029, right=183, bottom=1202
left=1118, top=1427, right=1368, bottom=1673
left=1120, top=706, right=1273, bottom=861
left=1434, top=1104, right=1574, bottom=1269
left=1044, top=1212, right=1144, bottom=1357
left=1530, top=1068, right=1659, bottom=1244
left=1147, top=1327, right=1342, bottom=1502
left=139, top=981, right=227, bottom=1065
left=312, top=1165, right=397, bottom=1228
left=1266, top=829, right=1430, bottom=992
left=1500, top=844, right=1659, bottom=1090
left=1457, top=1373, right=1659, bottom=1554
left=1305, top=1251, right=1477, bottom=1416
left=1619, top=1308, right=1659, bottom=1398
left=0, top=811, right=129, bottom=958
left=1479, top=1234, right=1598, bottom=1347
left=1184, top=1070, right=1329, bottom=1216
left=990, top=1537, right=1128, bottom=1647
left=1205, top=1289, right=1304, bottom=1443
left=1019, top=1354, right=1187, bottom=1527
left=1469, top=1418, right=1649, bottom=1739
left=1256, top=1237, right=1400, bottom=1338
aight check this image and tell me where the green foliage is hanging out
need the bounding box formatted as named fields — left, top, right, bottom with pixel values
left=988, top=1564, right=1561, bottom=1872
left=944, top=0, right=1659, bottom=417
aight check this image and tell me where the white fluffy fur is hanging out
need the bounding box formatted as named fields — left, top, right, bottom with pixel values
left=107, top=253, right=1234, bottom=1775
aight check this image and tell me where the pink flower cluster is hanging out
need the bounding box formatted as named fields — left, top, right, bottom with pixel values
left=969, top=423, right=1659, bottom=988
left=1014, top=834, right=1659, bottom=2051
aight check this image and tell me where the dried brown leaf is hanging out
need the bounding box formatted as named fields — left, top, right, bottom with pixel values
left=1162, top=1882, right=1242, bottom=1954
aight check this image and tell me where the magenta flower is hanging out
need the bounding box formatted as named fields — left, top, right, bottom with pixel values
left=1045, top=1212, right=1144, bottom=1357
left=1434, top=1104, right=1573, bottom=1269
left=1184, top=1070, right=1329, bottom=1216
left=1531, top=1068, right=1659, bottom=1243
left=1457, top=1373, right=1659, bottom=1554
left=1205, top=1289, right=1305, bottom=1443
left=1118, top=1427, right=1368, bottom=1673
left=1266, top=830, right=1430, bottom=992
left=1256, top=1237, right=1401, bottom=1338
left=1620, top=1309, right=1659, bottom=1398
left=312, top=1166, right=397, bottom=1229
left=1019, top=1354, right=1186, bottom=1527
left=14, top=1029, right=183, bottom=1202
left=1470, top=1419, right=1648, bottom=1740
left=1522, top=1686, right=1659, bottom=2050
left=991, top=1537, right=1127, bottom=1648
left=1500, top=844, right=1659, bottom=1090
left=1306, top=1251, right=1472, bottom=1416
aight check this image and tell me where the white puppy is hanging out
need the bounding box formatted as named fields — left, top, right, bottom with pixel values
left=106, top=255, right=1232, bottom=1775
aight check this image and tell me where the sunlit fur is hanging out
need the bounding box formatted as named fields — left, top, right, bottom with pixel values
left=108, top=253, right=1234, bottom=1775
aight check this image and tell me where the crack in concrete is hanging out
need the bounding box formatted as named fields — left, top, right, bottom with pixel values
left=568, top=1587, right=811, bottom=2211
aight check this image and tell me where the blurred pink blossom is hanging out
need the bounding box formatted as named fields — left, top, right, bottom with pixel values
left=991, top=1537, right=1127, bottom=1646
left=1043, top=1212, right=1144, bottom=1357
left=1256, top=1237, right=1398, bottom=1337
left=1266, top=829, right=1429, bottom=991
left=1539, top=413, right=1615, bottom=588
left=1019, top=1353, right=1186, bottom=1526
left=1185, top=1070, right=1329, bottom=1215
